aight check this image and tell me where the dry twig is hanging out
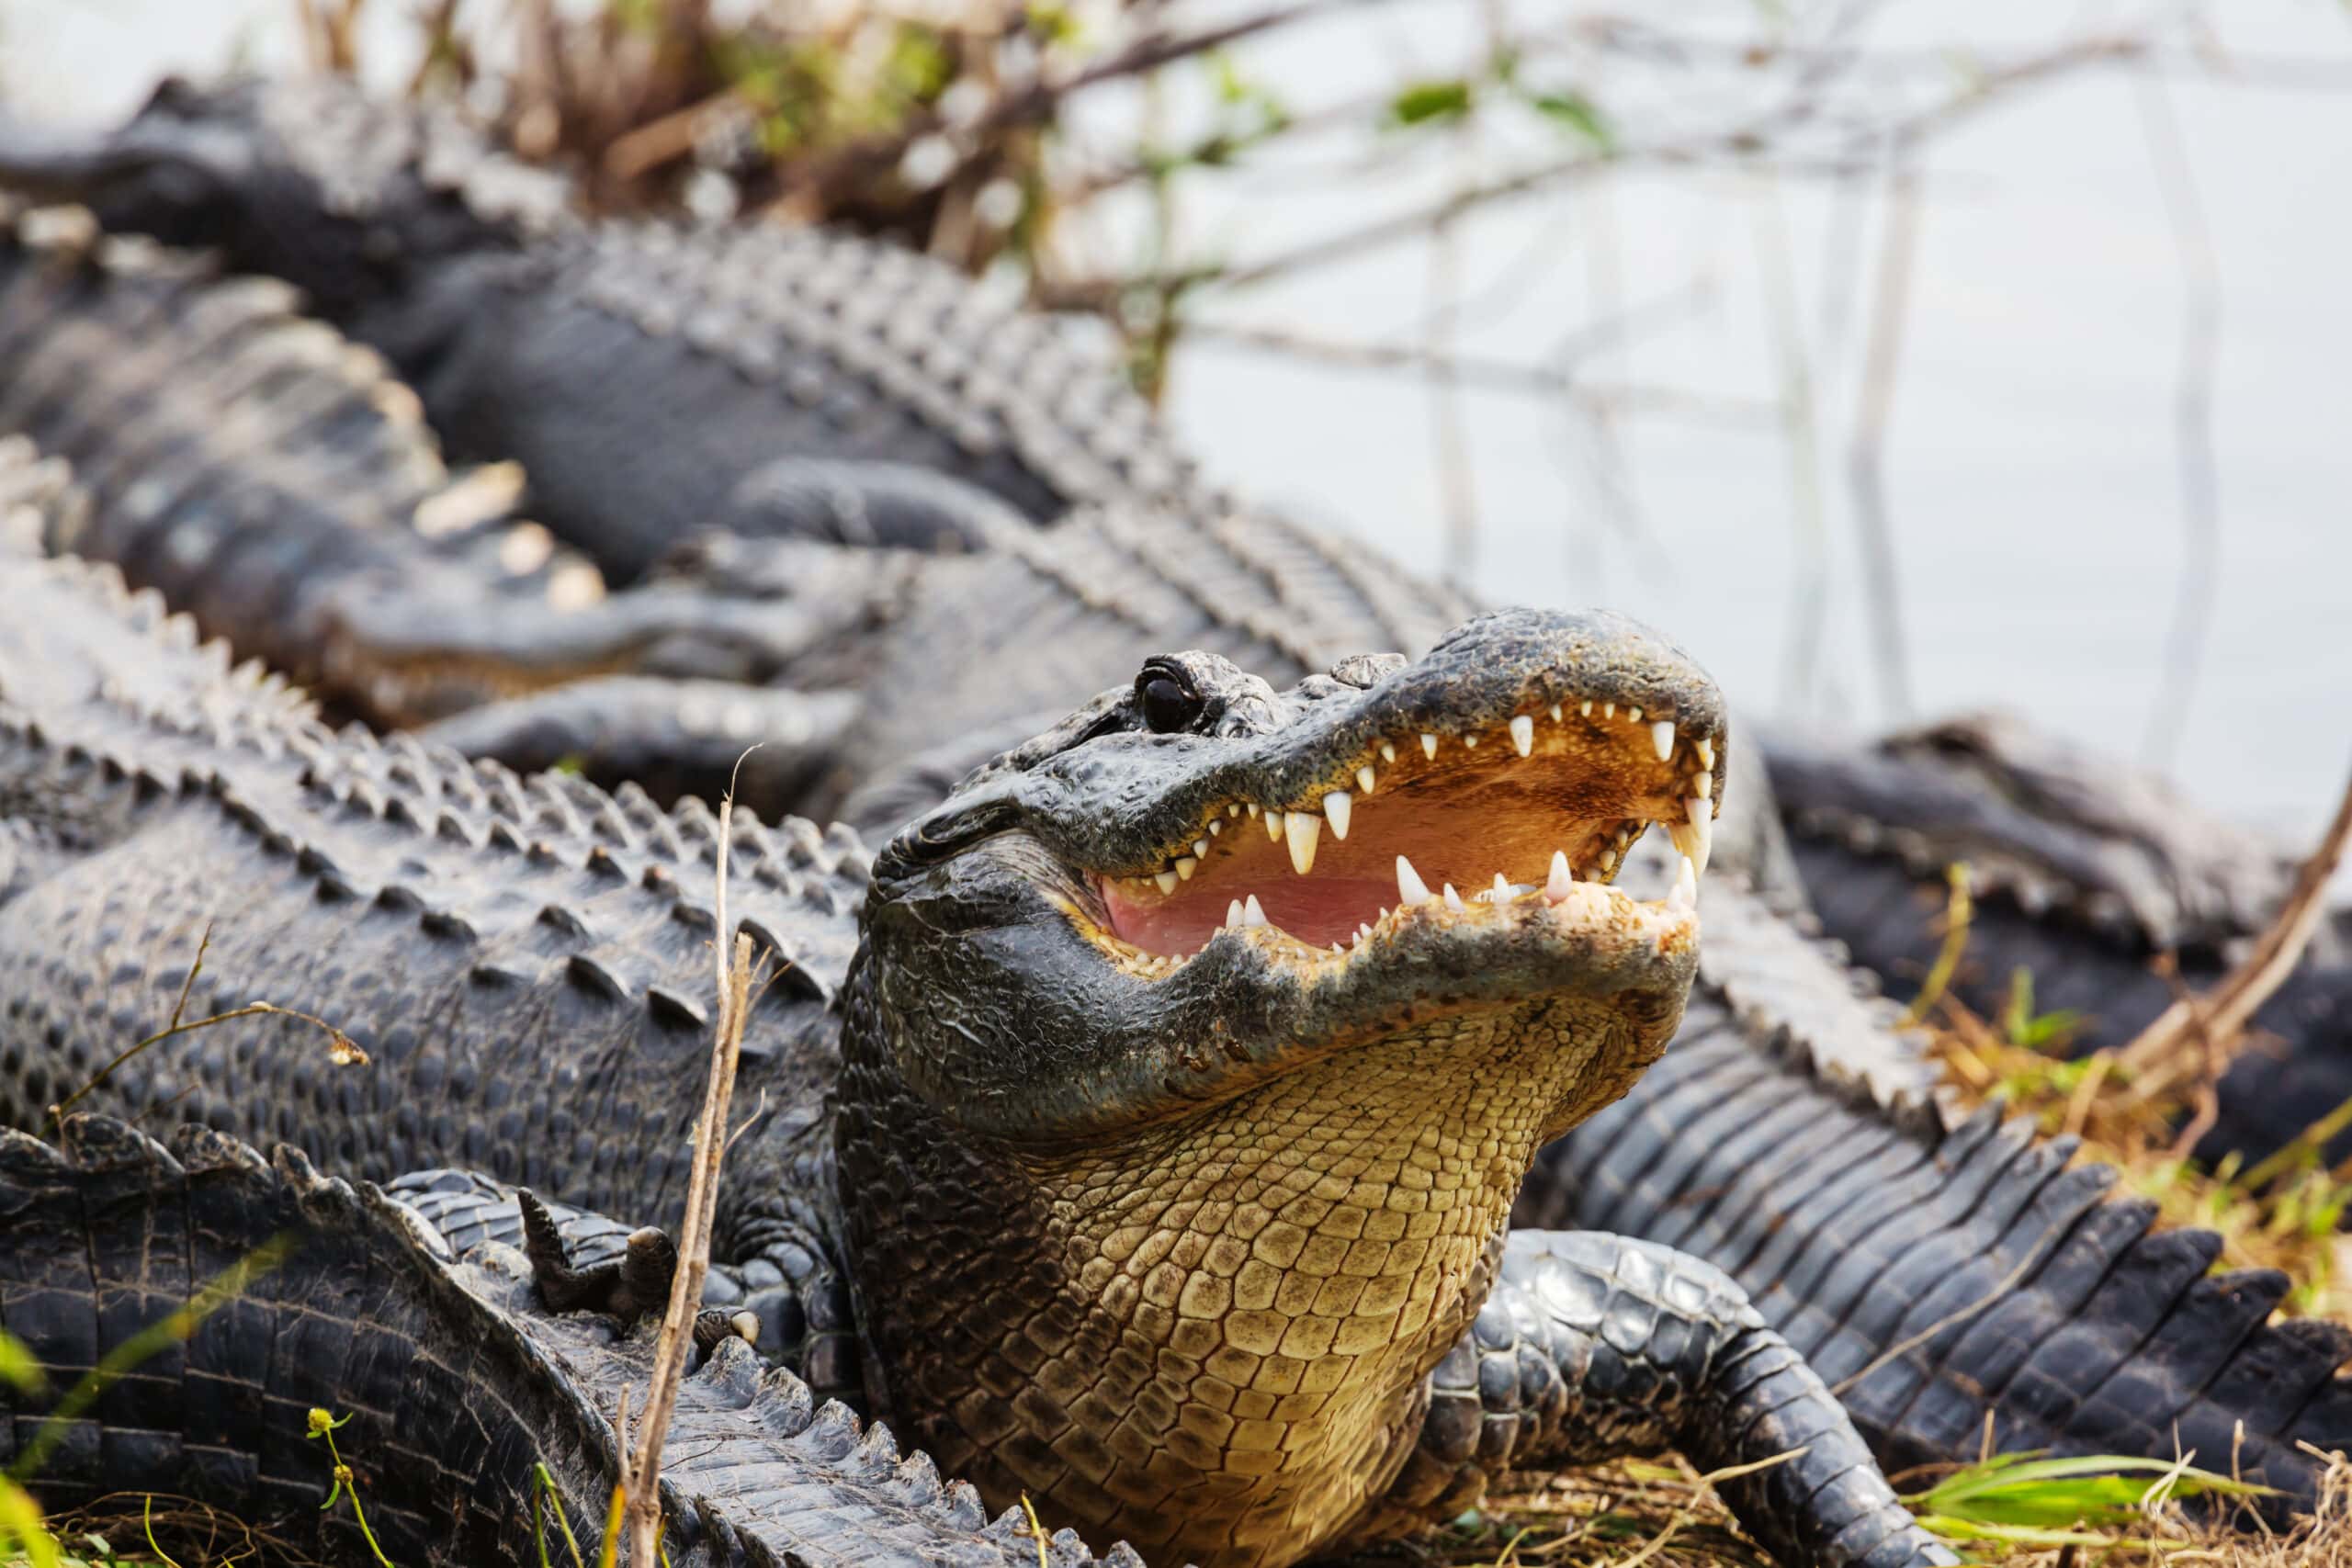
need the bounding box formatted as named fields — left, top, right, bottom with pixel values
left=616, top=763, right=759, bottom=1563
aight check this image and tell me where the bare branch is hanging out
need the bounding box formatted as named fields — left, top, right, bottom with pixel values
left=619, top=769, right=758, bottom=1563
left=1846, top=162, right=1920, bottom=720
left=2118, top=764, right=2352, bottom=1080
left=2134, top=74, right=2223, bottom=769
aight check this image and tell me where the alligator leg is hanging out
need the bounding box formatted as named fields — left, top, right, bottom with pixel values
left=1361, top=1231, right=1956, bottom=1567
left=389, top=1169, right=863, bottom=1407
left=517, top=1187, right=676, bottom=1316
left=417, top=677, right=862, bottom=811
left=721, top=456, right=1037, bottom=553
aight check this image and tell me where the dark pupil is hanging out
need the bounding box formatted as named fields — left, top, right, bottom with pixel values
left=1141, top=676, right=1197, bottom=734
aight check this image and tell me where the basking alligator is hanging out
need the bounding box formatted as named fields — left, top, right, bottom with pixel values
left=1765, top=715, right=2352, bottom=1163
left=0, top=480, right=1977, bottom=1565
left=0, top=75, right=1192, bottom=581
left=7, top=443, right=2352, bottom=1562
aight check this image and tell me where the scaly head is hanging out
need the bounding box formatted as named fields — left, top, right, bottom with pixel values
left=837, top=607, right=1723, bottom=1567
left=0, top=76, right=568, bottom=321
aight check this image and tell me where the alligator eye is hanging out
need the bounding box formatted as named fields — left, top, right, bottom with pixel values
left=1139, top=673, right=1204, bottom=734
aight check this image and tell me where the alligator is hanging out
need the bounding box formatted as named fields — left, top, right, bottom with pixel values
left=0, top=74, right=1195, bottom=582
left=1764, top=714, right=2352, bottom=1164
left=0, top=203, right=636, bottom=731
left=0, top=466, right=1992, bottom=1566
left=0, top=1113, right=1141, bottom=1567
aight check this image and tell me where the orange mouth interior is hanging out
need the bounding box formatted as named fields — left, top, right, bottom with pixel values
left=1097, top=703, right=1718, bottom=959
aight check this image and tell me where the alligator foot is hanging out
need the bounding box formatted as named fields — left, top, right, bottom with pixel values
left=694, top=1305, right=762, bottom=1353
left=519, top=1187, right=677, bottom=1322
left=1364, top=1230, right=1958, bottom=1567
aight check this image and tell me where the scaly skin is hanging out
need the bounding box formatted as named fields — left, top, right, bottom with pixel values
left=0, top=1114, right=1142, bottom=1568
left=1520, top=841, right=2352, bottom=1510
left=0, top=205, right=629, bottom=728
left=1764, top=715, right=2352, bottom=1165
left=419, top=501, right=1487, bottom=831
left=0, top=74, right=1194, bottom=581
left=0, top=463, right=1951, bottom=1566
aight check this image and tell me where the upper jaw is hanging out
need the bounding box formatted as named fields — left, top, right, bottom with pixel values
left=1070, top=608, right=1724, bottom=970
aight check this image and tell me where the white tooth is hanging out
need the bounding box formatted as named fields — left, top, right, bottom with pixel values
left=1322, top=790, right=1351, bottom=840
left=1420, top=733, right=1438, bottom=759
left=1285, top=810, right=1321, bottom=874
left=1442, top=883, right=1465, bottom=912
left=1579, top=700, right=1594, bottom=717
left=1487, top=872, right=1512, bottom=902
left=1193, top=838, right=1210, bottom=858
left=1156, top=871, right=1178, bottom=895
left=1243, top=894, right=1268, bottom=928
left=1175, top=856, right=1198, bottom=881
left=1265, top=809, right=1283, bottom=841
left=1602, top=702, right=1615, bottom=719
left=1696, top=738, right=1714, bottom=770
left=1627, top=705, right=1642, bottom=723
left=1545, top=851, right=1574, bottom=903
left=1228, top=803, right=1240, bottom=818
left=1227, top=899, right=1244, bottom=931
left=1358, top=922, right=1372, bottom=940
left=1510, top=715, right=1534, bottom=756
left=1357, top=764, right=1376, bottom=795
left=1396, top=855, right=1430, bottom=905
left=1549, top=703, right=1564, bottom=722
left=1463, top=733, right=1479, bottom=749
left=1246, top=802, right=1261, bottom=818
left=1380, top=740, right=1396, bottom=763
left=1686, top=795, right=1715, bottom=876
left=1668, top=853, right=1698, bottom=911
left=1651, top=719, right=1676, bottom=761
left=1209, top=820, right=1223, bottom=836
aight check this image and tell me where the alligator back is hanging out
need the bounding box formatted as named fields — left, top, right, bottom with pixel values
left=0, top=463, right=857, bottom=1231
left=0, top=1114, right=1137, bottom=1567
left=375, top=219, right=1197, bottom=581
left=1527, top=872, right=2352, bottom=1510
left=1766, top=720, right=2352, bottom=1165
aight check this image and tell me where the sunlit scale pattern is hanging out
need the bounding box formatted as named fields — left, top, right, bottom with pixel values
left=845, top=983, right=1676, bottom=1568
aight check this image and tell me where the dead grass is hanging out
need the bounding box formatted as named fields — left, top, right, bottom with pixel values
left=1451, top=1447, right=2352, bottom=1568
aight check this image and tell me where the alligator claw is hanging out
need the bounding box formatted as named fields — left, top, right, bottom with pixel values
left=693, top=1307, right=762, bottom=1354
left=518, top=1188, right=677, bottom=1322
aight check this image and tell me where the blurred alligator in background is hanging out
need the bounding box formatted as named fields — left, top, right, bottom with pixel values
left=0, top=207, right=642, bottom=727
left=0, top=201, right=1487, bottom=835
left=1766, top=714, right=2352, bottom=1165
left=0, top=75, right=1192, bottom=582
left=3, top=442, right=2349, bottom=1566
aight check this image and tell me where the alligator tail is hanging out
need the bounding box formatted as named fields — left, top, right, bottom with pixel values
left=0, top=1115, right=1137, bottom=1566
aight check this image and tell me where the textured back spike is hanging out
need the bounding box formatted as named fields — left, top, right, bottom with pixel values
left=752, top=1367, right=816, bottom=1438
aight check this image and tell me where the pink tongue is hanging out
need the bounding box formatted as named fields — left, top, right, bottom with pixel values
left=1102, top=876, right=1396, bottom=954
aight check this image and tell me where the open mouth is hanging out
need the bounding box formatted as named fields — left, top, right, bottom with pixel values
left=1091, top=697, right=1718, bottom=973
